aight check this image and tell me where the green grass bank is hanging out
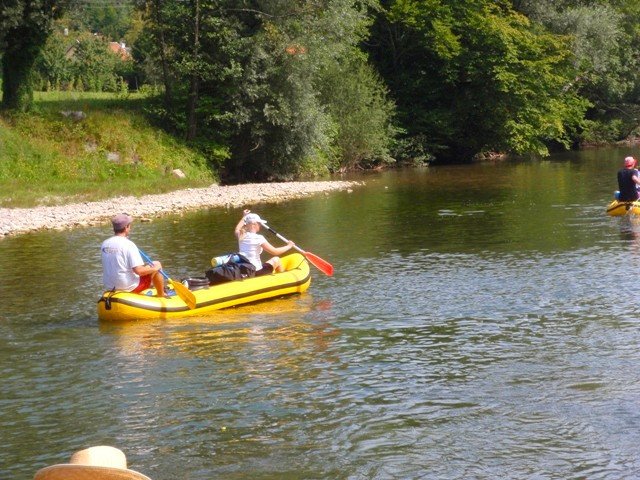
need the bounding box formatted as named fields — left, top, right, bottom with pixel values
left=0, top=91, right=223, bottom=208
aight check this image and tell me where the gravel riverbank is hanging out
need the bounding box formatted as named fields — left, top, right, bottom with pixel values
left=0, top=180, right=360, bottom=238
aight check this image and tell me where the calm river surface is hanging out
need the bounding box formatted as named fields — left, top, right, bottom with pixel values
left=3, top=147, right=640, bottom=479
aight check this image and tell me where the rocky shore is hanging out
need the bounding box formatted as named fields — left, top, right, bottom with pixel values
left=0, top=180, right=360, bottom=238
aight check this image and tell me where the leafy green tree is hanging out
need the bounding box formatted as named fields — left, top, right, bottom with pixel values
left=34, top=26, right=133, bottom=92
left=317, top=55, right=398, bottom=169
left=226, top=32, right=332, bottom=181
left=368, top=0, right=590, bottom=161
left=138, top=0, right=245, bottom=144
left=129, top=2, right=167, bottom=99
left=0, top=0, right=65, bottom=110
left=33, top=28, right=74, bottom=90
left=65, top=0, right=134, bottom=40
left=224, top=0, right=396, bottom=180
left=514, top=0, right=640, bottom=142
left=139, top=0, right=397, bottom=181
left=514, top=1, right=631, bottom=98
left=74, top=31, right=123, bottom=91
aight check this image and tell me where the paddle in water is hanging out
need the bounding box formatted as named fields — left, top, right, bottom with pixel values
left=138, top=248, right=197, bottom=309
left=261, top=223, right=334, bottom=276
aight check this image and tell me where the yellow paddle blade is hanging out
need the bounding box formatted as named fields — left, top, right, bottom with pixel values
left=169, top=278, right=197, bottom=309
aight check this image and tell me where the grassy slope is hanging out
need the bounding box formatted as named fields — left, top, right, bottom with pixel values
left=0, top=91, right=221, bottom=207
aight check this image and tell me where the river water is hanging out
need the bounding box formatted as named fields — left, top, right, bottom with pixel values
left=3, top=146, right=640, bottom=479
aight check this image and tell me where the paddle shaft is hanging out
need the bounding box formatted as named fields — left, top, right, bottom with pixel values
left=138, top=249, right=170, bottom=281
left=262, top=224, right=334, bottom=276
left=264, top=227, right=307, bottom=256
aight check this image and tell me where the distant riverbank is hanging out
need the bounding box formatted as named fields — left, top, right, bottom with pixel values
left=0, top=180, right=360, bottom=237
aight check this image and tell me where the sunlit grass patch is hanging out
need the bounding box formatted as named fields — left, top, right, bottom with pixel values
left=0, top=91, right=223, bottom=207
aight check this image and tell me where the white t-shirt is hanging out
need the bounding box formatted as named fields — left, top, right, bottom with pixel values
left=101, top=235, right=144, bottom=291
left=238, top=232, right=266, bottom=269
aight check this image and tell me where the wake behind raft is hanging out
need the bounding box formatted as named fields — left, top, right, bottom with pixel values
left=97, top=253, right=311, bottom=322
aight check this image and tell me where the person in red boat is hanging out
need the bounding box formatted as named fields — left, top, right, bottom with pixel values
left=617, top=156, right=640, bottom=201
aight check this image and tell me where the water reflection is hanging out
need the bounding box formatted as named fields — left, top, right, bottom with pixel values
left=617, top=217, right=640, bottom=261
left=98, top=296, right=340, bottom=370
left=7, top=151, right=640, bottom=478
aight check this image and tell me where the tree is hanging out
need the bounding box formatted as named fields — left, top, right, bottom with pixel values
left=74, top=31, right=127, bottom=91
left=139, top=0, right=396, bottom=181
left=514, top=1, right=631, bottom=98
left=137, top=0, right=240, bottom=133
left=0, top=0, right=64, bottom=110
left=34, top=26, right=134, bottom=92
left=223, top=0, right=393, bottom=180
left=514, top=0, right=640, bottom=142
left=138, top=0, right=174, bottom=104
left=33, top=27, right=74, bottom=90
left=316, top=55, right=398, bottom=169
left=186, top=0, right=200, bottom=141
left=367, top=0, right=590, bottom=161
left=65, top=0, right=134, bottom=40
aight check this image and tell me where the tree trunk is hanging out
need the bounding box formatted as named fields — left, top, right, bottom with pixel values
left=1, top=27, right=42, bottom=111
left=186, top=76, right=200, bottom=141
left=152, top=0, right=173, bottom=107
left=186, top=0, right=200, bottom=141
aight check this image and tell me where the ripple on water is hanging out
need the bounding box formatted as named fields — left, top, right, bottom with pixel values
left=7, top=164, right=640, bottom=478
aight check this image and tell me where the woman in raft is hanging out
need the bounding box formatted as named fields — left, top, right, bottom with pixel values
left=234, top=210, right=294, bottom=276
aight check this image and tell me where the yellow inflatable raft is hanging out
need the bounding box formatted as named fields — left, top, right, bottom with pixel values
left=97, top=253, right=310, bottom=322
left=606, top=199, right=640, bottom=216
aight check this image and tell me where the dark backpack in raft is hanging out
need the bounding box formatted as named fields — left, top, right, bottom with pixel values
left=205, top=253, right=256, bottom=285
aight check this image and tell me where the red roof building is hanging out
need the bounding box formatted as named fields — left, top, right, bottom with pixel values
left=108, top=42, right=132, bottom=61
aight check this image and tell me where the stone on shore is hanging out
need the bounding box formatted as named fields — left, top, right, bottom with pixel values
left=0, top=180, right=361, bottom=238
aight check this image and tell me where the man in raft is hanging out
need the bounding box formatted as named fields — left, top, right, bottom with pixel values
left=101, top=213, right=167, bottom=297
left=617, top=156, right=640, bottom=201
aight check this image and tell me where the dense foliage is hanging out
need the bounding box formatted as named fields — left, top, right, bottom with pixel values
left=514, top=0, right=640, bottom=143
left=367, top=0, right=596, bottom=161
left=34, top=29, right=133, bottom=91
left=138, top=0, right=395, bottom=181
left=0, top=0, right=65, bottom=110
left=1, top=0, right=640, bottom=180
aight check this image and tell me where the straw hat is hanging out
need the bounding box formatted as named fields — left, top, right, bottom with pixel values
left=33, top=446, right=151, bottom=480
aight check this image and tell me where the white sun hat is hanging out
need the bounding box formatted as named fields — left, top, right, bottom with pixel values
left=33, top=446, right=152, bottom=480
left=244, top=213, right=267, bottom=225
